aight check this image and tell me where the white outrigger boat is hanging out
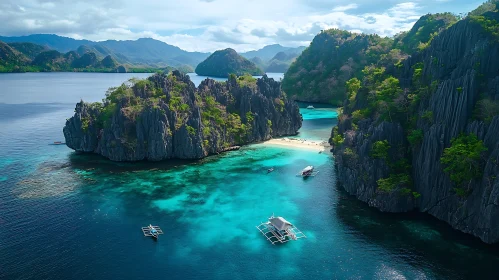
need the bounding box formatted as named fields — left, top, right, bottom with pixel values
left=141, top=224, right=164, bottom=239
left=306, top=105, right=315, bottom=109
left=296, top=165, right=319, bottom=177
left=256, top=214, right=306, bottom=245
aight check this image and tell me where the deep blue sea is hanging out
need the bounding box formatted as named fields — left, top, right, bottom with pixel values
left=1, top=73, right=499, bottom=279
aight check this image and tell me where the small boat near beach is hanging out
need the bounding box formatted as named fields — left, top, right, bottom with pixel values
left=267, top=167, right=274, bottom=174
left=306, top=105, right=315, bottom=109
left=296, top=165, right=319, bottom=177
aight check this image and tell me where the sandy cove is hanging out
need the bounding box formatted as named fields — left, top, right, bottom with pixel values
left=262, top=137, right=331, bottom=152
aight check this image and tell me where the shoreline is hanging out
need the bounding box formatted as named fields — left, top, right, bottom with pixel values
left=261, top=137, right=331, bottom=152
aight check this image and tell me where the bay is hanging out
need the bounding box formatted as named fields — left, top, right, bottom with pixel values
left=0, top=73, right=499, bottom=279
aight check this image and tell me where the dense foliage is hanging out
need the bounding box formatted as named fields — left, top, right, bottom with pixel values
left=282, top=11, right=462, bottom=105
left=332, top=7, right=499, bottom=200
left=393, top=13, right=458, bottom=53
left=282, top=30, right=393, bottom=105
left=195, top=48, right=264, bottom=77
left=441, top=134, right=487, bottom=186
left=469, top=0, right=499, bottom=16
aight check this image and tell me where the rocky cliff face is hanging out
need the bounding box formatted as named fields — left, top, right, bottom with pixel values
left=333, top=12, right=499, bottom=243
left=64, top=71, right=302, bottom=161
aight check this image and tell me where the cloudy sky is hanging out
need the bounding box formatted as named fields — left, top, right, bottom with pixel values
left=0, top=0, right=484, bottom=52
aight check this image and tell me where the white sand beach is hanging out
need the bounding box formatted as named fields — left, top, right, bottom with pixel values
left=262, top=137, right=331, bottom=152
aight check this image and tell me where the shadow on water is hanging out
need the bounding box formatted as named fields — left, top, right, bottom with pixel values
left=334, top=186, right=499, bottom=279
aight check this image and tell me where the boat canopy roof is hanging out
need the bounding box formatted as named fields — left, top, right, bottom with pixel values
left=269, top=217, right=293, bottom=231
left=303, top=166, right=314, bottom=172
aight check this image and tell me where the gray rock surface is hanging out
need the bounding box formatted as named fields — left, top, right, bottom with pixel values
left=332, top=14, right=499, bottom=243
left=64, top=71, right=302, bottom=161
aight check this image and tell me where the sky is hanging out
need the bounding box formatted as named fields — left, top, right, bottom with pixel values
left=0, top=0, right=485, bottom=52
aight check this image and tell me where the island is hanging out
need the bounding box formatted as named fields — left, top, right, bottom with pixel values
left=63, top=71, right=302, bottom=161
left=195, top=48, right=264, bottom=78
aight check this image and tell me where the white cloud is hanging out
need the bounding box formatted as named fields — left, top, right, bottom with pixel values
left=0, top=0, right=475, bottom=52
left=332, top=4, right=359, bottom=12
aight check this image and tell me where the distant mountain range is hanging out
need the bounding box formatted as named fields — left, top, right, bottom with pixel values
left=0, top=40, right=174, bottom=73
left=241, top=44, right=306, bottom=72
left=241, top=44, right=306, bottom=61
left=0, top=34, right=306, bottom=73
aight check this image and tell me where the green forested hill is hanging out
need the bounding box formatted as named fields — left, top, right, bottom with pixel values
left=195, top=48, right=264, bottom=77
left=393, top=13, right=458, bottom=53
left=0, top=40, right=175, bottom=73
left=282, top=30, right=394, bottom=104
left=282, top=13, right=459, bottom=104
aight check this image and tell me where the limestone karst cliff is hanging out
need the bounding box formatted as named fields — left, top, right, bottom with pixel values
left=331, top=11, right=499, bottom=243
left=64, top=71, right=302, bottom=161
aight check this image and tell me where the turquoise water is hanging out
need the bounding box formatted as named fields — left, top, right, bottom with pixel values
left=1, top=73, right=499, bottom=279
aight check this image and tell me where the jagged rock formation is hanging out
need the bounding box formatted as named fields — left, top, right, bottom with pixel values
left=64, top=71, right=302, bottom=161
left=332, top=10, right=499, bottom=243
left=195, top=48, right=264, bottom=77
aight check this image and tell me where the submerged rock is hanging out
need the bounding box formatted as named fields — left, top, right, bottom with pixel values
left=64, top=71, right=302, bottom=161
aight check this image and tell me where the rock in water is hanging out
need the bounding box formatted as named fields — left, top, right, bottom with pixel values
left=63, top=71, right=302, bottom=161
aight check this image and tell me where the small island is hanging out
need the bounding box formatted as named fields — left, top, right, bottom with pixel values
left=63, top=71, right=302, bottom=161
left=195, top=48, right=264, bottom=78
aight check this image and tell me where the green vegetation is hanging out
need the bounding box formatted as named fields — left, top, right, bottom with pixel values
left=282, top=30, right=393, bottom=105
left=469, top=0, right=499, bottom=16
left=186, top=125, right=196, bottom=136
left=473, top=97, right=499, bottom=123
left=0, top=40, right=179, bottom=73
left=408, top=129, right=424, bottom=146
left=393, top=13, right=458, bottom=54
left=422, top=111, right=434, bottom=123
left=470, top=14, right=499, bottom=38
left=371, top=140, right=390, bottom=160
left=236, top=74, right=258, bottom=88
left=282, top=11, right=460, bottom=105
left=195, top=48, right=264, bottom=77
left=343, top=148, right=359, bottom=166
left=346, top=77, right=361, bottom=105
left=330, top=4, right=499, bottom=204
left=377, top=173, right=411, bottom=192
left=331, top=127, right=344, bottom=146
left=441, top=134, right=487, bottom=186
left=80, top=71, right=288, bottom=155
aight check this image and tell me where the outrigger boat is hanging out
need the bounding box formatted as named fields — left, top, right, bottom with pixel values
left=307, top=105, right=315, bottom=109
left=256, top=214, right=306, bottom=245
left=296, top=165, right=319, bottom=177
left=141, top=224, right=164, bottom=239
